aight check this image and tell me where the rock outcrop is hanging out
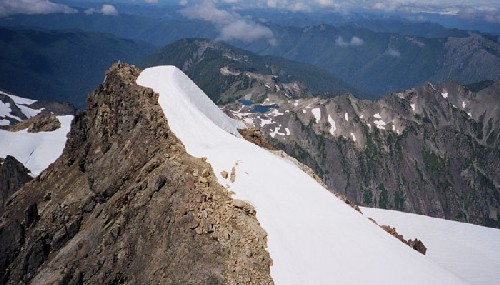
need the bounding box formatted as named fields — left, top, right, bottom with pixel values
left=6, top=113, right=61, bottom=133
left=0, top=90, right=75, bottom=127
left=0, top=63, right=273, bottom=284
left=0, top=156, right=32, bottom=215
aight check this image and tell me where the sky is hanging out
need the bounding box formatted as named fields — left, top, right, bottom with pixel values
left=0, top=0, right=499, bottom=23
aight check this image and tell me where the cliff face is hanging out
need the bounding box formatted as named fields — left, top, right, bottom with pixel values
left=0, top=156, right=32, bottom=215
left=226, top=80, right=500, bottom=227
left=0, top=63, right=273, bottom=285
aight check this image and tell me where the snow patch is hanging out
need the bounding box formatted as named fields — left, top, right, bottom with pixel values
left=0, top=115, right=73, bottom=176
left=374, top=113, right=382, bottom=119
left=441, top=92, right=448, bottom=99
left=327, top=115, right=336, bottom=135
left=374, top=119, right=386, bottom=130
left=0, top=119, right=10, bottom=125
left=5, top=93, right=37, bottom=105
left=362, top=207, right=500, bottom=285
left=312, top=108, right=321, bottom=123
left=411, top=103, right=416, bottom=112
left=258, top=118, right=273, bottom=127
left=462, top=101, right=466, bottom=109
left=344, top=112, right=349, bottom=121
left=0, top=102, right=11, bottom=117
left=350, top=132, right=356, bottom=141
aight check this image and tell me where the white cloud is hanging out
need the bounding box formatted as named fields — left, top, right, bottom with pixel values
left=145, top=0, right=159, bottom=3
left=180, top=0, right=275, bottom=43
left=289, top=2, right=311, bottom=12
left=335, top=36, right=364, bottom=47
left=0, top=0, right=77, bottom=17
left=386, top=48, right=401, bottom=57
left=85, top=4, right=118, bottom=16
left=101, top=4, right=118, bottom=15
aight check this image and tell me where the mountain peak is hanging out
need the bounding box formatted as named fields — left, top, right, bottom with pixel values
left=0, top=62, right=273, bottom=284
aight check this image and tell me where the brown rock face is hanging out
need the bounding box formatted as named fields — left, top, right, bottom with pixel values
left=0, top=156, right=32, bottom=215
left=380, top=225, right=427, bottom=255
left=6, top=113, right=61, bottom=133
left=238, top=127, right=273, bottom=150
left=0, top=63, right=273, bottom=285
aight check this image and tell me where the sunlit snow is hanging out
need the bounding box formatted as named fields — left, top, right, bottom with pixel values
left=374, top=119, right=386, bottom=130
left=344, top=112, right=349, bottom=121
left=312, top=108, right=321, bottom=123
left=0, top=102, right=11, bottom=117
left=0, top=115, right=73, bottom=176
left=327, top=114, right=336, bottom=135
left=138, top=66, right=467, bottom=285
left=362, top=207, right=500, bottom=285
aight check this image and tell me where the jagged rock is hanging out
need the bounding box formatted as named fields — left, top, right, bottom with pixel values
left=220, top=170, right=229, bottom=179
left=408, top=239, right=427, bottom=255
left=238, top=127, right=273, bottom=150
left=6, top=113, right=61, bottom=133
left=0, top=155, right=32, bottom=215
left=0, top=63, right=273, bottom=285
left=380, top=224, right=427, bottom=255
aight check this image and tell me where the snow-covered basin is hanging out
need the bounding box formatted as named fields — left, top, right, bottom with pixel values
left=137, top=66, right=466, bottom=285
left=362, top=207, right=500, bottom=285
left=0, top=115, right=73, bottom=176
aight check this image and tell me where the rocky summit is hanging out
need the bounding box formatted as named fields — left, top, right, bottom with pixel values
left=0, top=63, right=273, bottom=285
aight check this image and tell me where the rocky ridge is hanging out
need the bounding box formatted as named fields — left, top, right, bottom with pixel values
left=0, top=156, right=32, bottom=215
left=0, top=90, right=75, bottom=127
left=226, top=80, right=500, bottom=227
left=0, top=63, right=273, bottom=284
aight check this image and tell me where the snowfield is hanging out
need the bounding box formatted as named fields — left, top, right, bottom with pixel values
left=137, top=66, right=470, bottom=284
left=0, top=115, right=73, bottom=176
left=362, top=207, right=500, bottom=285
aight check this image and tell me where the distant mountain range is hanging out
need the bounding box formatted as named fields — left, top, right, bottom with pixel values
left=225, top=79, right=500, bottom=228
left=2, top=13, right=498, bottom=100
left=240, top=24, right=500, bottom=98
left=140, top=38, right=360, bottom=103
left=0, top=27, right=154, bottom=108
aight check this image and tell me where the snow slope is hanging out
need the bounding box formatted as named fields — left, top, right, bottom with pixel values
left=0, top=115, right=73, bottom=176
left=137, top=66, right=467, bottom=285
left=0, top=90, right=42, bottom=125
left=362, top=207, right=500, bottom=285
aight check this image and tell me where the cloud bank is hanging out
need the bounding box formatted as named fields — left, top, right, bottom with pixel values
left=386, top=48, right=401, bottom=58
left=180, top=0, right=275, bottom=43
left=335, top=36, right=364, bottom=47
left=181, top=0, right=499, bottom=23
left=85, top=4, right=119, bottom=16
left=0, top=0, right=77, bottom=17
